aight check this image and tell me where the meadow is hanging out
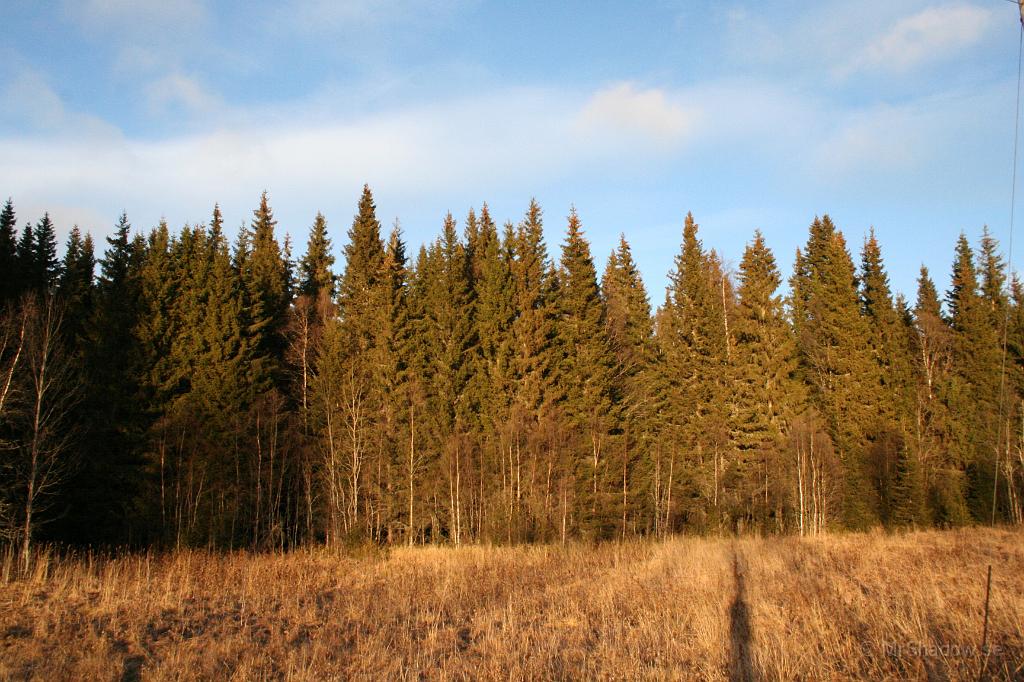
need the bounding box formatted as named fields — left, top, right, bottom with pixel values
left=1, top=527, right=1021, bottom=680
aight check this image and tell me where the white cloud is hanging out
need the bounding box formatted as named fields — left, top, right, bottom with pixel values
left=576, top=83, right=699, bottom=146
left=0, top=68, right=119, bottom=138
left=0, top=81, right=706, bottom=223
left=839, top=4, right=993, bottom=77
left=145, top=73, right=222, bottom=116
left=814, top=104, right=924, bottom=175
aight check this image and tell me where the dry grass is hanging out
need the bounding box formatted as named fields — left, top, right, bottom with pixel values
left=0, top=528, right=1021, bottom=681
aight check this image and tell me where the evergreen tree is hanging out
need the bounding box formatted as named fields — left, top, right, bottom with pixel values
left=419, top=214, right=476, bottom=542
left=58, top=212, right=148, bottom=544
left=554, top=209, right=616, bottom=535
left=244, top=192, right=291, bottom=390
left=57, top=226, right=95, bottom=343
left=602, top=235, right=657, bottom=535
left=299, top=212, right=335, bottom=300
left=791, top=215, right=879, bottom=528
left=338, top=185, right=386, bottom=354
left=732, top=231, right=800, bottom=529
left=860, top=229, right=919, bottom=522
left=946, top=233, right=1003, bottom=520
left=659, top=212, right=733, bottom=530
left=33, top=213, right=60, bottom=291
left=0, top=199, right=18, bottom=304
left=510, top=200, right=556, bottom=414
left=15, top=223, right=34, bottom=292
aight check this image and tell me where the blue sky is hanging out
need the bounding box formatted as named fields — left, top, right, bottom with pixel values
left=1, top=0, right=1022, bottom=301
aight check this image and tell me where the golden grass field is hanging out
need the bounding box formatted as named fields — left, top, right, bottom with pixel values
left=1, top=528, right=1022, bottom=681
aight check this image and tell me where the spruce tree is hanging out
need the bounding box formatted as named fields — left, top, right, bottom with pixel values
left=601, top=235, right=657, bottom=535
left=732, top=231, right=800, bottom=529
left=467, top=207, right=516, bottom=541
left=555, top=209, right=616, bottom=536
left=299, top=212, right=335, bottom=300
left=338, top=185, right=386, bottom=355
left=0, top=199, right=18, bottom=304
left=659, top=212, right=733, bottom=530
left=61, top=211, right=148, bottom=544
left=57, top=226, right=95, bottom=344
left=791, top=215, right=879, bottom=528
left=244, top=192, right=291, bottom=390
left=510, top=200, right=556, bottom=414
left=15, top=223, right=34, bottom=292
left=860, top=229, right=918, bottom=521
left=33, top=213, right=60, bottom=291
left=946, top=233, right=1003, bottom=519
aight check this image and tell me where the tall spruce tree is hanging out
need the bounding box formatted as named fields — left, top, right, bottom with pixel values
left=860, top=229, right=919, bottom=523
left=15, top=223, right=34, bottom=292
left=791, top=215, right=879, bottom=528
left=57, top=226, right=95, bottom=344
left=555, top=209, right=616, bottom=536
left=658, top=212, right=733, bottom=530
left=0, top=199, right=17, bottom=304
left=244, top=192, right=291, bottom=390
left=59, top=212, right=148, bottom=544
left=946, top=233, right=1003, bottom=519
left=33, top=213, right=60, bottom=292
left=601, top=236, right=657, bottom=534
left=732, top=231, right=800, bottom=529
left=299, top=212, right=335, bottom=300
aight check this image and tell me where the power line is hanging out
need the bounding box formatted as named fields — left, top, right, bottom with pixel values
left=993, top=7, right=1023, bottom=525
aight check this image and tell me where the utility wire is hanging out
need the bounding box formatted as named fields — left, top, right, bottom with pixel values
left=993, top=13, right=1023, bottom=525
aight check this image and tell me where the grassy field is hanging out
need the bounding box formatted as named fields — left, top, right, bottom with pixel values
left=1, top=528, right=1021, bottom=681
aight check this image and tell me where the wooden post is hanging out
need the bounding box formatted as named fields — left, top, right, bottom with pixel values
left=981, top=564, right=992, bottom=654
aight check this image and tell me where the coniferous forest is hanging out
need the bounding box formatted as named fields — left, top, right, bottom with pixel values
left=2, top=187, right=1023, bottom=556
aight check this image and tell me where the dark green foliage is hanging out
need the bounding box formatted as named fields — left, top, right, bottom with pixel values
left=299, top=212, right=335, bottom=300
left=731, top=231, right=801, bottom=530
left=338, top=185, right=386, bottom=355
left=554, top=209, right=616, bottom=536
left=791, top=216, right=879, bottom=528
left=32, top=213, right=61, bottom=291
left=0, top=199, right=18, bottom=304
left=6, top=187, right=1021, bottom=548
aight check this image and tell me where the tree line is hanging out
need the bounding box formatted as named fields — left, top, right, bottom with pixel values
left=1, top=187, right=1022, bottom=556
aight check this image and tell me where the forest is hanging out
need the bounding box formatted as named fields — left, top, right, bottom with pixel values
left=1, top=186, right=1023, bottom=560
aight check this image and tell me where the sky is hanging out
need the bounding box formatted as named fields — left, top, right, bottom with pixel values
left=1, top=0, right=1023, bottom=301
